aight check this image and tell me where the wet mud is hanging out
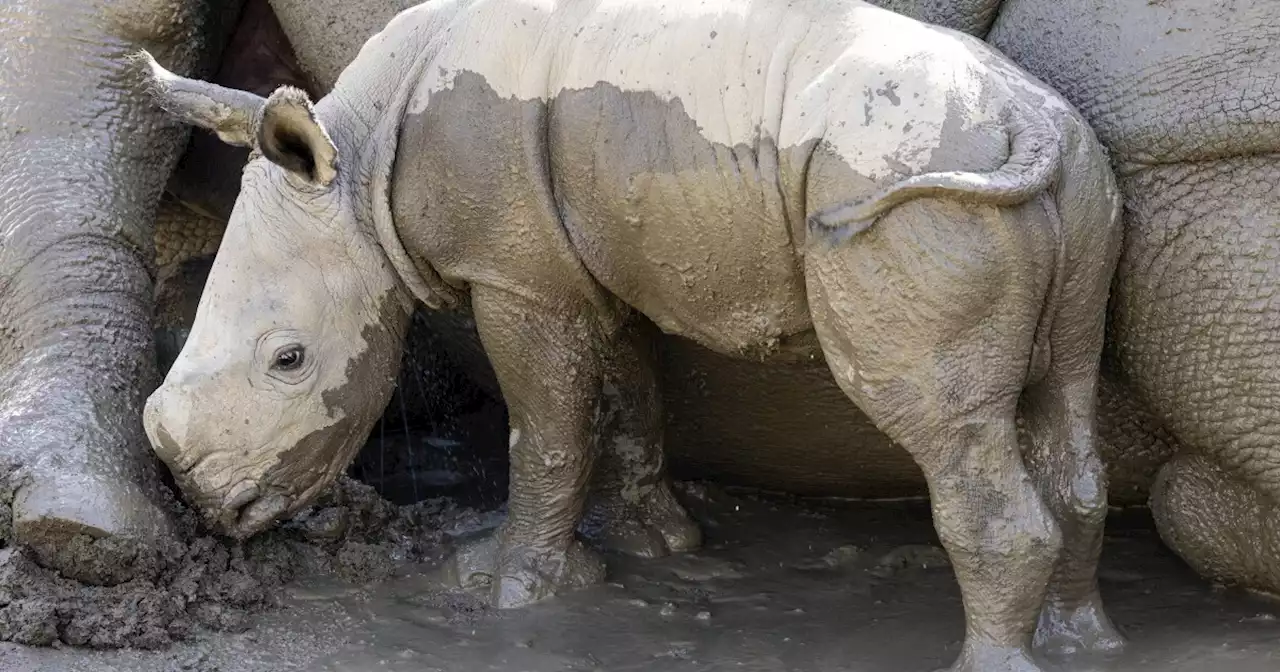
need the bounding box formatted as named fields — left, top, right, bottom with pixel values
left=0, top=476, right=494, bottom=650
left=4, top=483, right=1278, bottom=671
left=0, top=297, right=506, bottom=652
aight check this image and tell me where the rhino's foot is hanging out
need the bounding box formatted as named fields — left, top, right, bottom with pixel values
left=580, top=481, right=702, bottom=558
left=936, top=644, right=1045, bottom=672
left=1033, top=596, right=1125, bottom=657
left=445, top=530, right=606, bottom=609
left=9, top=467, right=179, bottom=585
left=1, top=368, right=181, bottom=586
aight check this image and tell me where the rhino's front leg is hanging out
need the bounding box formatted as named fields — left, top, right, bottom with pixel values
left=447, top=286, right=607, bottom=608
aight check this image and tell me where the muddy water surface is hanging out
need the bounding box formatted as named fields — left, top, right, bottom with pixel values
left=4, top=484, right=1278, bottom=672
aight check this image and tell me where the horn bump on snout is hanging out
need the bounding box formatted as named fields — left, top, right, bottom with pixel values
left=131, top=49, right=265, bottom=147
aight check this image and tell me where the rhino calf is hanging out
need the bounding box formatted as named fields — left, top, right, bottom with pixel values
left=139, top=1, right=1123, bottom=670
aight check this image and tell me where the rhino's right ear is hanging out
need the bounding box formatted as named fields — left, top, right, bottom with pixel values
left=132, top=50, right=265, bottom=148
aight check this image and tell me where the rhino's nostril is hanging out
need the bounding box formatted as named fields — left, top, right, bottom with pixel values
left=152, top=422, right=182, bottom=462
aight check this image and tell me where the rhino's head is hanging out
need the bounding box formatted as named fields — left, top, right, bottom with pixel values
left=136, top=53, right=415, bottom=537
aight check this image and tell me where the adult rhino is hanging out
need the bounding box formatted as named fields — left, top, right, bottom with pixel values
left=139, top=1, right=1123, bottom=670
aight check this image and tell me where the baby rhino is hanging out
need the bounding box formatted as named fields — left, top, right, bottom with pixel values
left=140, top=1, right=1123, bottom=670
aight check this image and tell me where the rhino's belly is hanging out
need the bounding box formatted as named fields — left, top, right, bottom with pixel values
left=549, top=83, right=812, bottom=358
left=416, top=309, right=1166, bottom=505
left=574, top=229, right=813, bottom=360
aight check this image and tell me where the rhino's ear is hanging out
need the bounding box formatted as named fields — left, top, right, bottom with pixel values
left=257, top=86, right=339, bottom=188
left=132, top=50, right=264, bottom=148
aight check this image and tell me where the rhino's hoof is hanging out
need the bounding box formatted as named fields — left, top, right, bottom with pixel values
left=10, top=469, right=179, bottom=585
left=1034, top=597, right=1126, bottom=658
left=445, top=533, right=502, bottom=591
left=445, top=532, right=606, bottom=609
left=581, top=481, right=702, bottom=559
left=937, top=644, right=1046, bottom=672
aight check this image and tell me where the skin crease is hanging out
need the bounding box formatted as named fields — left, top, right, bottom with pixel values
left=866, top=0, right=1004, bottom=50
left=984, top=0, right=1280, bottom=606
left=0, top=0, right=242, bottom=584
left=140, top=2, right=1125, bottom=671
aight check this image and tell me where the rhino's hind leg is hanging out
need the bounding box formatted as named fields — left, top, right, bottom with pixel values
left=803, top=198, right=1061, bottom=672
left=445, top=285, right=607, bottom=608
left=1019, top=345, right=1125, bottom=656
left=1019, top=238, right=1124, bottom=657
left=579, top=317, right=701, bottom=558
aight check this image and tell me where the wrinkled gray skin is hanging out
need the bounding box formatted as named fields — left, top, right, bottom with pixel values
left=873, top=0, right=1003, bottom=38
left=140, top=2, right=1125, bottom=670
left=0, top=0, right=242, bottom=584
left=981, top=0, right=1280, bottom=602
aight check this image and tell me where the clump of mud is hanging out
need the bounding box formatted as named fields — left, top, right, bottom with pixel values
left=0, top=477, right=488, bottom=650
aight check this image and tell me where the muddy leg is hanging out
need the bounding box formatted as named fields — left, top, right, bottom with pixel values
left=804, top=197, right=1061, bottom=672
left=812, top=354, right=1060, bottom=672
left=918, top=417, right=1059, bottom=672
left=1024, top=138, right=1125, bottom=655
left=445, top=286, right=606, bottom=608
left=1021, top=367, right=1125, bottom=656
left=578, top=318, right=701, bottom=558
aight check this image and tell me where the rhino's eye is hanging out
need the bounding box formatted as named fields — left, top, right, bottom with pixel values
left=272, top=346, right=306, bottom=372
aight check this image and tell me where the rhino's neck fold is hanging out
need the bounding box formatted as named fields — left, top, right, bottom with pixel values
left=341, top=25, right=464, bottom=313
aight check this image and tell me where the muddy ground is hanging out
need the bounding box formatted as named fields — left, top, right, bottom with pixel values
left=3, top=478, right=1278, bottom=672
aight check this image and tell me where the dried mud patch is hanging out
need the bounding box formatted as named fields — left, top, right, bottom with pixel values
left=0, top=477, right=487, bottom=650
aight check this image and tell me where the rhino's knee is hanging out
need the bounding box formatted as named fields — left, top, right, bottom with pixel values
left=1151, top=452, right=1280, bottom=597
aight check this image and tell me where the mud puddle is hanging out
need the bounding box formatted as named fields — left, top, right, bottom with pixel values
left=4, top=484, right=1279, bottom=672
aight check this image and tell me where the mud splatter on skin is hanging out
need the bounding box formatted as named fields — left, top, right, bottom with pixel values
left=0, top=477, right=487, bottom=649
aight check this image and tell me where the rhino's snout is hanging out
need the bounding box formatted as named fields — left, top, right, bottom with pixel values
left=145, top=383, right=295, bottom=537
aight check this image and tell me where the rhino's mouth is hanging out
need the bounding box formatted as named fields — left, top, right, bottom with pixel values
left=211, top=480, right=294, bottom=539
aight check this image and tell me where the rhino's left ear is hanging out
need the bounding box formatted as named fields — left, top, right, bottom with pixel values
left=256, top=86, right=339, bottom=188
left=132, top=50, right=264, bottom=148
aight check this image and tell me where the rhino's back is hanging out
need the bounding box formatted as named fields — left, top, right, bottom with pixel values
left=397, top=0, right=1058, bottom=355
left=400, top=0, right=839, bottom=353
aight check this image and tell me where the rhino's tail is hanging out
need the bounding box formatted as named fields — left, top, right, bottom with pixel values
left=807, top=105, right=1061, bottom=244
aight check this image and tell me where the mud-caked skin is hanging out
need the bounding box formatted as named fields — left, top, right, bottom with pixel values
left=139, top=2, right=1123, bottom=670
left=981, top=0, right=1280, bottom=606
left=0, top=0, right=244, bottom=584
